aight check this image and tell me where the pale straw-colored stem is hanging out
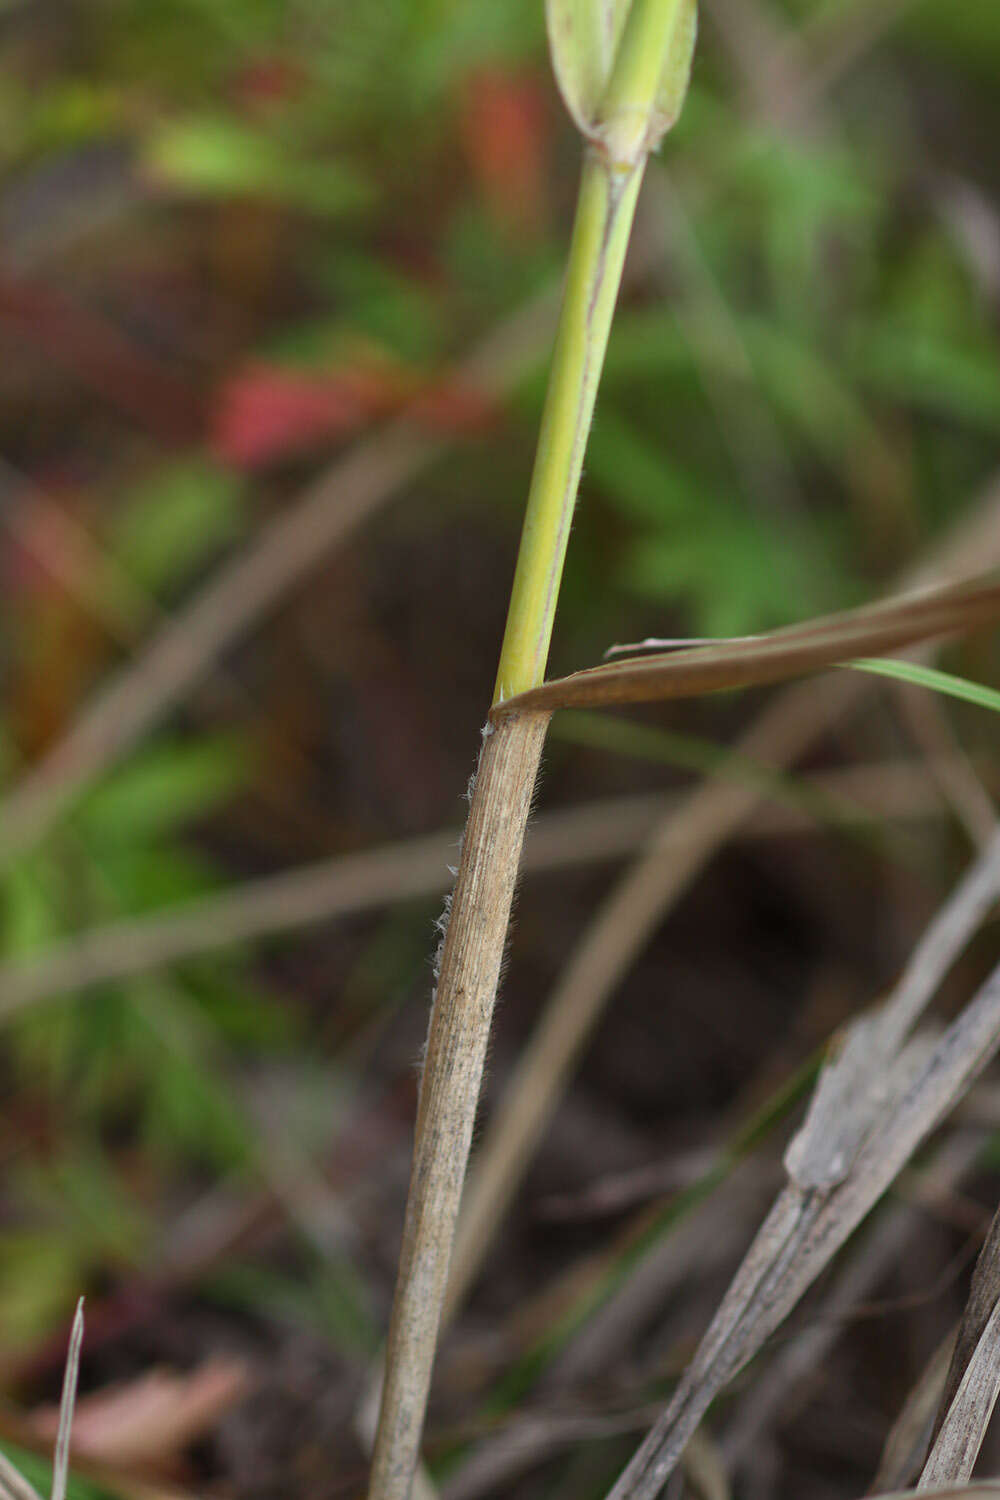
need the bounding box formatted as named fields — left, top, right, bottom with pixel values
left=368, top=712, right=549, bottom=1500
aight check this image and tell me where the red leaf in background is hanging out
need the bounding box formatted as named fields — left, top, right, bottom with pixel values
left=210, top=365, right=397, bottom=469
left=459, top=66, right=549, bottom=238
left=212, top=361, right=500, bottom=469
left=232, top=55, right=306, bottom=110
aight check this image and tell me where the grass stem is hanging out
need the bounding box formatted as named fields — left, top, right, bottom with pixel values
left=493, top=151, right=643, bottom=704
left=367, top=712, right=549, bottom=1500
left=370, top=5, right=695, bottom=1493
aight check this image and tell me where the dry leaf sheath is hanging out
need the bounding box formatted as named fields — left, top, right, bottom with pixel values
left=919, top=1299, right=1000, bottom=1490
left=918, top=1205, right=1000, bottom=1488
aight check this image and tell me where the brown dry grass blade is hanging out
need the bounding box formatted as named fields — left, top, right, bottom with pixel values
left=872, top=1330, right=956, bottom=1493
left=785, top=826, right=1000, bottom=1192
left=0, top=1453, right=43, bottom=1500
left=606, top=968, right=1000, bottom=1500
left=494, top=574, right=1000, bottom=718
left=604, top=834, right=1000, bottom=1500
left=917, top=1206, right=1000, bottom=1489
left=723, top=1139, right=976, bottom=1478
left=51, top=1299, right=84, bottom=1500
left=874, top=1488, right=1000, bottom=1500
left=929, top=1207, right=1000, bottom=1455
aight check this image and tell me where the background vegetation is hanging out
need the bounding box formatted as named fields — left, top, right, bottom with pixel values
left=1, top=1, right=1000, bottom=1496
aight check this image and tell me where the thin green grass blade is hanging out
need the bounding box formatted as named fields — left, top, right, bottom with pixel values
left=849, top=658, right=1000, bottom=715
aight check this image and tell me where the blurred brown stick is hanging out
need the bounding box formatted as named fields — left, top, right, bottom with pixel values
left=0, top=758, right=963, bottom=1016
left=893, top=681, right=997, bottom=850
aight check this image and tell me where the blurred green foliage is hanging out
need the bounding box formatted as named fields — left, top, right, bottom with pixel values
left=1, top=0, right=999, bottom=1431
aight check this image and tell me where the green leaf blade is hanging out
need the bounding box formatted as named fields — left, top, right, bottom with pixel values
left=849, top=658, right=1000, bottom=715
